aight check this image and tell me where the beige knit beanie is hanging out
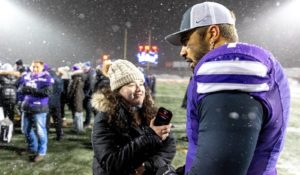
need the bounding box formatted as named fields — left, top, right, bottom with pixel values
left=107, top=59, right=145, bottom=91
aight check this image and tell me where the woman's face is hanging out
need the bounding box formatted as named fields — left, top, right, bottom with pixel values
left=119, top=79, right=145, bottom=106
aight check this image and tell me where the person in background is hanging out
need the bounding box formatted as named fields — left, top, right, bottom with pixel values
left=93, top=65, right=110, bottom=93
left=0, top=63, right=19, bottom=123
left=139, top=67, right=157, bottom=100
left=82, top=61, right=95, bottom=129
left=15, top=59, right=27, bottom=74
left=164, top=2, right=290, bottom=175
left=47, top=67, right=64, bottom=141
left=67, top=64, right=85, bottom=133
left=91, top=59, right=176, bottom=175
left=93, top=59, right=112, bottom=92
left=57, top=66, right=71, bottom=127
left=15, top=72, right=27, bottom=134
left=15, top=59, right=30, bottom=133
left=92, top=63, right=110, bottom=116
left=18, top=60, right=54, bottom=162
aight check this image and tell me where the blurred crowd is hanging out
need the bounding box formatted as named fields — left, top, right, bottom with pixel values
left=0, top=58, right=156, bottom=162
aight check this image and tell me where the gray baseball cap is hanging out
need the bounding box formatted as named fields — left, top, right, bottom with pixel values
left=165, top=2, right=235, bottom=46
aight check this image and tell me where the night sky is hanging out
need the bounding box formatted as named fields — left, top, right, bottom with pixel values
left=0, top=0, right=298, bottom=68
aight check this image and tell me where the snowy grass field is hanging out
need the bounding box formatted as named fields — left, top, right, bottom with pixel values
left=157, top=76, right=300, bottom=175
left=0, top=75, right=299, bottom=175
left=276, top=78, right=300, bottom=175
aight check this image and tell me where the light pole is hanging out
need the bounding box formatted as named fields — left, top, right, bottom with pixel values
left=147, top=30, right=151, bottom=73
left=123, top=28, right=128, bottom=60
left=123, top=22, right=131, bottom=60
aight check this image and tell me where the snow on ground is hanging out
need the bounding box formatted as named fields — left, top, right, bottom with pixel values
left=156, top=74, right=190, bottom=83
left=278, top=78, right=300, bottom=175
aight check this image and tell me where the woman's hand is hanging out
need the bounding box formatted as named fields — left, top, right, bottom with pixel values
left=150, top=118, right=172, bottom=141
left=130, top=163, right=145, bottom=175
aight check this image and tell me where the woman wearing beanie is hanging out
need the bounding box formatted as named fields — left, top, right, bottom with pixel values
left=91, top=59, right=176, bottom=175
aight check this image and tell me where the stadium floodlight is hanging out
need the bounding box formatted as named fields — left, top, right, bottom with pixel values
left=275, top=0, right=300, bottom=24
left=0, top=0, right=22, bottom=29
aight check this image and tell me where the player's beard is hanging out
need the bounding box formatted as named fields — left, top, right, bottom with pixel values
left=190, top=40, right=211, bottom=72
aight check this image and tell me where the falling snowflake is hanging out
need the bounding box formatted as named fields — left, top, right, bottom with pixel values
left=78, top=13, right=85, bottom=19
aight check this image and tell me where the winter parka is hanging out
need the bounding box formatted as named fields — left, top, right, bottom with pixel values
left=91, top=92, right=176, bottom=175
left=48, top=70, right=64, bottom=108
left=67, top=71, right=85, bottom=113
left=0, top=72, right=18, bottom=105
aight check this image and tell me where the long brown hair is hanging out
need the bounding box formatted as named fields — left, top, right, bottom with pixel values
left=99, top=86, right=157, bottom=128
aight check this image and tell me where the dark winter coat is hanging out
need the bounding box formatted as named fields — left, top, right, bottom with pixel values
left=68, top=71, right=85, bottom=112
left=61, top=78, right=70, bottom=106
left=91, top=92, right=176, bottom=175
left=93, top=69, right=110, bottom=92
left=0, top=72, right=18, bottom=105
left=83, top=68, right=95, bottom=99
left=48, top=70, right=64, bottom=108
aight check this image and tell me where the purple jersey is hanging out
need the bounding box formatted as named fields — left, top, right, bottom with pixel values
left=186, top=43, right=290, bottom=175
left=21, top=71, right=54, bottom=113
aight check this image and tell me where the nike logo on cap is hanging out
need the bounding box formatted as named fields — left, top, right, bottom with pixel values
left=195, top=18, right=206, bottom=24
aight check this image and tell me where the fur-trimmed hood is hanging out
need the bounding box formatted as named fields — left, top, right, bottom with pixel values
left=0, top=70, right=20, bottom=77
left=91, top=91, right=111, bottom=113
